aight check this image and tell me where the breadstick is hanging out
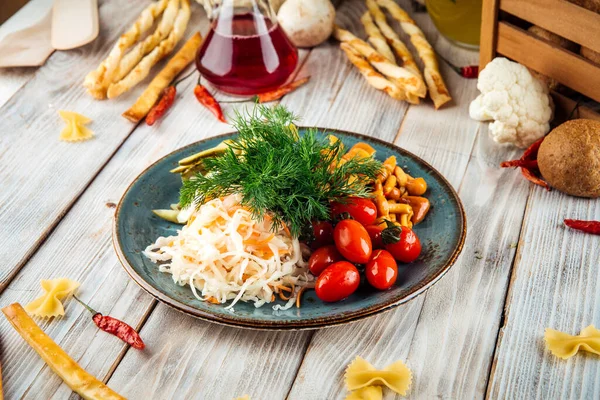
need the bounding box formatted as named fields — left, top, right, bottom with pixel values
left=2, top=303, right=125, bottom=400
left=114, top=0, right=180, bottom=82
left=360, top=12, right=394, bottom=63
left=84, top=0, right=169, bottom=99
left=365, top=0, right=425, bottom=99
left=334, top=26, right=424, bottom=98
left=376, top=0, right=451, bottom=108
left=340, top=43, right=408, bottom=102
left=123, top=32, right=203, bottom=122
left=107, top=0, right=191, bottom=99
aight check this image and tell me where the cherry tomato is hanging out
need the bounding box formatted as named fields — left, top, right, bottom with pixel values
left=365, top=250, right=398, bottom=290
left=315, top=261, right=360, bottom=302
left=311, top=220, right=334, bottom=249
left=333, top=219, right=372, bottom=264
left=331, top=198, right=377, bottom=226
left=308, top=245, right=344, bottom=276
left=383, top=225, right=421, bottom=263
left=365, top=224, right=384, bottom=249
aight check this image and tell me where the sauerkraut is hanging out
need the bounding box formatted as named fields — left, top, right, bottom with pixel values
left=144, top=194, right=311, bottom=311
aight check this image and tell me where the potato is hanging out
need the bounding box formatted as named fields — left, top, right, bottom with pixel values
left=538, top=119, right=600, bottom=198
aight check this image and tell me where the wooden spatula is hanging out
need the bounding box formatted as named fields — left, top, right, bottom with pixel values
left=51, top=0, right=99, bottom=50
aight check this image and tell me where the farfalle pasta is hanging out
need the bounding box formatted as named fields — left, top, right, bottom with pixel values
left=345, top=356, right=412, bottom=396
left=24, top=278, right=80, bottom=318
left=58, top=110, right=94, bottom=142
left=345, top=385, right=383, bottom=400
left=545, top=325, right=600, bottom=359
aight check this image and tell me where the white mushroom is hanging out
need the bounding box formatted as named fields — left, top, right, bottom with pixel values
left=277, top=0, right=336, bottom=48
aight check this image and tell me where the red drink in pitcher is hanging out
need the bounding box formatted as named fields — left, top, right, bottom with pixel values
left=196, top=9, right=298, bottom=95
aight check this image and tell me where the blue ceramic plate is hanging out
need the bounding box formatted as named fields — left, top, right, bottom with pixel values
left=114, top=128, right=466, bottom=330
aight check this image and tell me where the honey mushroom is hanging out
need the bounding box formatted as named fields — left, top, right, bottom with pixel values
left=373, top=155, right=431, bottom=229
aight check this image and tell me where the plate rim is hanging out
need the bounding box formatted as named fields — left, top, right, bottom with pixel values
left=113, top=127, right=467, bottom=330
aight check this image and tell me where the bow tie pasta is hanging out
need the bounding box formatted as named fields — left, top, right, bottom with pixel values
left=345, top=385, right=383, bottom=400
left=345, top=356, right=412, bottom=396
left=545, top=325, right=600, bottom=359
left=25, top=278, right=80, bottom=318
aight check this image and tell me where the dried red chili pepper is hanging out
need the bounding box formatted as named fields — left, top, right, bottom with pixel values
left=257, top=76, right=311, bottom=103
left=194, top=82, right=226, bottom=123
left=564, top=219, right=600, bottom=235
left=73, top=295, right=145, bottom=350
left=521, top=137, right=544, bottom=161
left=500, top=159, right=538, bottom=169
left=501, top=137, right=550, bottom=190
left=437, top=54, right=478, bottom=79
left=146, top=86, right=176, bottom=126
left=145, top=70, right=196, bottom=126
left=521, top=167, right=550, bottom=190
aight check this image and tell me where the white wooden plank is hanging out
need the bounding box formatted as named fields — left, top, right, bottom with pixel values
left=0, top=47, right=318, bottom=400
left=0, top=0, right=205, bottom=291
left=0, top=0, right=53, bottom=108
left=0, top=68, right=230, bottom=398
left=488, top=188, right=600, bottom=398
left=104, top=1, right=418, bottom=398
left=286, top=2, right=533, bottom=399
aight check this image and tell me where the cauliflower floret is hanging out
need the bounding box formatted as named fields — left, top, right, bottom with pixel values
left=469, top=57, right=553, bottom=148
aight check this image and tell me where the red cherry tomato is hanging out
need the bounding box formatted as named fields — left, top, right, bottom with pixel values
left=365, top=225, right=384, bottom=249
left=308, top=245, right=344, bottom=276
left=331, top=198, right=377, bottom=226
left=311, top=220, right=334, bottom=249
left=315, top=261, right=360, bottom=302
left=333, top=219, right=372, bottom=264
left=383, top=225, right=421, bottom=263
left=365, top=250, right=398, bottom=290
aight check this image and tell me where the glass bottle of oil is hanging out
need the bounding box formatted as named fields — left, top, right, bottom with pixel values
left=426, top=0, right=482, bottom=49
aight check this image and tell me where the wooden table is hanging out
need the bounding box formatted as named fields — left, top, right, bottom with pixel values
left=1, top=1, right=598, bottom=399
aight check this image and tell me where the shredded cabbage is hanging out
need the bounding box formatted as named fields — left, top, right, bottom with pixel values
left=144, top=194, right=312, bottom=311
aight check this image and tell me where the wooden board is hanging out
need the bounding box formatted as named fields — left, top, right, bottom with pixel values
left=3, top=0, right=595, bottom=399
left=105, top=2, right=414, bottom=398
left=497, top=22, right=600, bottom=103
left=286, top=12, right=534, bottom=398
left=0, top=0, right=204, bottom=292
left=488, top=188, right=600, bottom=399
left=500, top=0, right=600, bottom=54
left=479, top=0, right=499, bottom=70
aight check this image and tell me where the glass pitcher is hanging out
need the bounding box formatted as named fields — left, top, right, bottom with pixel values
left=196, top=0, right=298, bottom=95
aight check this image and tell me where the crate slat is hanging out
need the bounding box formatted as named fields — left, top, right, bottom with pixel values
left=497, top=22, right=600, bottom=103
left=500, top=0, right=600, bottom=54
left=479, top=0, right=500, bottom=70
left=551, top=91, right=600, bottom=123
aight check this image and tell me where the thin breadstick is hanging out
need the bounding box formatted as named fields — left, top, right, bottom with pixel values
left=114, top=0, right=180, bottom=82
left=2, top=303, right=125, bottom=400
left=360, top=12, right=394, bottom=63
left=123, top=32, right=203, bottom=122
left=84, top=0, right=169, bottom=99
left=107, top=0, right=191, bottom=99
left=334, top=26, right=424, bottom=98
left=340, top=43, right=410, bottom=102
left=365, top=0, right=425, bottom=100
left=376, top=0, right=451, bottom=108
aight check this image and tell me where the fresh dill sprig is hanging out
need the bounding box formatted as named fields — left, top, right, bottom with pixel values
left=179, top=104, right=382, bottom=238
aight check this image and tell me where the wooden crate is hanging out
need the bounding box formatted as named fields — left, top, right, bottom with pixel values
left=479, top=0, right=600, bottom=120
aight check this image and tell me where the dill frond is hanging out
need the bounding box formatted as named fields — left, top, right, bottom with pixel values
left=179, top=104, right=382, bottom=237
